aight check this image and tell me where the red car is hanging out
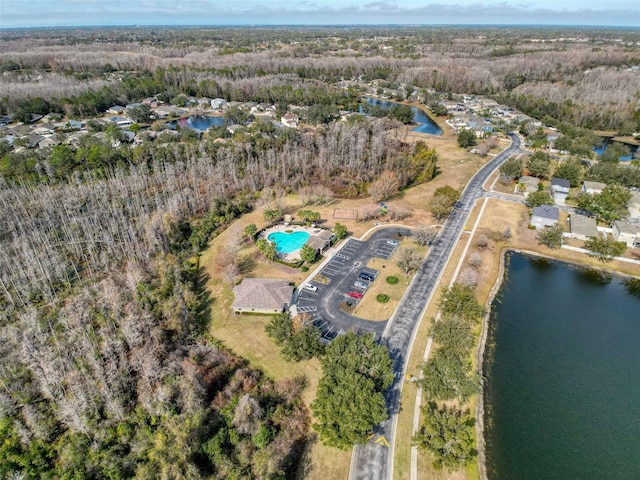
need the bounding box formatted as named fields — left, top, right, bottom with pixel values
left=346, top=291, right=363, bottom=299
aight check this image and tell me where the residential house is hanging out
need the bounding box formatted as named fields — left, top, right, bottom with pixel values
left=281, top=113, right=299, bottom=128
left=64, top=132, right=87, bottom=146
left=62, top=120, right=83, bottom=131
left=211, top=98, right=227, bottom=110
left=530, top=205, right=559, bottom=229
left=517, top=175, right=540, bottom=198
left=551, top=177, right=571, bottom=205
left=613, top=220, right=640, bottom=247
left=628, top=190, right=640, bottom=219
left=33, top=124, right=55, bottom=135
left=582, top=181, right=607, bottom=195
left=142, top=97, right=161, bottom=107
left=231, top=278, right=294, bottom=314
left=107, top=105, right=126, bottom=115
left=153, top=105, right=188, bottom=118
left=25, top=135, right=45, bottom=148
left=109, top=116, right=132, bottom=128
left=569, top=213, right=598, bottom=241
left=38, top=137, right=59, bottom=148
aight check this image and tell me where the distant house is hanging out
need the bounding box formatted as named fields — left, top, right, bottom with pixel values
left=107, top=105, right=126, bottom=115
left=582, top=181, right=606, bottom=195
left=628, top=191, right=640, bottom=219
left=231, top=278, right=294, bottom=314
left=25, top=135, right=45, bottom=148
left=33, top=124, right=55, bottom=135
left=569, top=213, right=598, bottom=241
left=62, top=120, right=83, bottom=131
left=530, top=205, right=559, bottom=229
left=227, top=124, right=243, bottom=134
left=612, top=220, right=640, bottom=247
left=281, top=113, right=299, bottom=128
left=551, top=177, right=571, bottom=205
left=305, top=229, right=334, bottom=254
left=517, top=175, right=540, bottom=198
left=38, top=137, right=59, bottom=148
left=211, top=98, right=227, bottom=110
left=109, top=116, right=132, bottom=128
left=153, top=106, right=187, bottom=118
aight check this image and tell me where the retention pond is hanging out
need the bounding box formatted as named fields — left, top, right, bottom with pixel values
left=484, top=252, right=640, bottom=480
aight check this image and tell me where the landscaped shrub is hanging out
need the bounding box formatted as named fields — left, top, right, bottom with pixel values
left=301, top=265, right=309, bottom=272
left=386, top=276, right=399, bottom=284
left=377, top=294, right=390, bottom=303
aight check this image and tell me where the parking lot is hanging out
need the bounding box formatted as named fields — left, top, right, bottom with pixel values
left=294, top=228, right=410, bottom=341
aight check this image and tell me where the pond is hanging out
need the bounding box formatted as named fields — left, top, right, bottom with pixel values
left=362, top=97, right=442, bottom=135
left=484, top=252, right=640, bottom=479
left=169, top=115, right=225, bottom=131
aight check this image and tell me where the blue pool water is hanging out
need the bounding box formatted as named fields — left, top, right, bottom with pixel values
left=267, top=231, right=310, bottom=254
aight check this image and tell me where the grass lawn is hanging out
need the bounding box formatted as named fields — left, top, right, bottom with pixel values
left=352, top=241, right=427, bottom=321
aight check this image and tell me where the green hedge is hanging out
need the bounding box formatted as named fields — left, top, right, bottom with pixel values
left=386, top=276, right=399, bottom=284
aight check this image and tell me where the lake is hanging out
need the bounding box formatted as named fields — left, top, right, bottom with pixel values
left=484, top=252, right=640, bottom=480
left=170, top=115, right=225, bottom=131
left=593, top=142, right=636, bottom=162
left=363, top=97, right=442, bottom=135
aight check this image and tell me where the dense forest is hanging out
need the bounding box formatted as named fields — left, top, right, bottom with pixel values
left=2, top=26, right=639, bottom=130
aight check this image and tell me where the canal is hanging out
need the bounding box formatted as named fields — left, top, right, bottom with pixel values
left=484, top=252, right=640, bottom=480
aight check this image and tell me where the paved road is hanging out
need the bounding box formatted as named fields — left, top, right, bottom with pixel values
left=349, top=133, right=523, bottom=480
left=295, top=228, right=412, bottom=341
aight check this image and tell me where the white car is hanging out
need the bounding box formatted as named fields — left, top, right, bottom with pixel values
left=304, top=283, right=318, bottom=292
left=386, top=239, right=400, bottom=245
left=354, top=281, right=369, bottom=290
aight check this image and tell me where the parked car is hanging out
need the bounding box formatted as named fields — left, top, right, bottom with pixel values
left=359, top=272, right=374, bottom=281
left=304, top=283, right=318, bottom=292
left=386, top=239, right=400, bottom=245
left=354, top=281, right=369, bottom=290
left=346, top=291, right=363, bottom=299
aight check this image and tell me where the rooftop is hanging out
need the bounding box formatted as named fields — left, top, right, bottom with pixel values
left=532, top=205, right=559, bottom=221
left=232, top=278, right=293, bottom=312
left=570, top=213, right=598, bottom=238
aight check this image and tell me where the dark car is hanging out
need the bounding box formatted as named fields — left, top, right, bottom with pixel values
left=359, top=272, right=374, bottom=282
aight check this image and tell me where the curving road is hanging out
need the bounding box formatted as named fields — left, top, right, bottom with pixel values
left=349, top=133, right=523, bottom=480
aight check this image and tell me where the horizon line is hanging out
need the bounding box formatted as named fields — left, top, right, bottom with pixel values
left=3, top=23, right=640, bottom=31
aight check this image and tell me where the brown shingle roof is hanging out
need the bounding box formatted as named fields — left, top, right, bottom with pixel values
left=232, top=278, right=293, bottom=311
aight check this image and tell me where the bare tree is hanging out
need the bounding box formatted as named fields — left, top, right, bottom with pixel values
left=458, top=267, right=479, bottom=288
left=468, top=252, right=483, bottom=270
left=368, top=170, right=400, bottom=203
left=396, top=247, right=422, bottom=274
left=414, top=224, right=437, bottom=246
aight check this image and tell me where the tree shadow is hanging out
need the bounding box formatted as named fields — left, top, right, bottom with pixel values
left=238, top=253, right=257, bottom=274
left=193, top=260, right=215, bottom=334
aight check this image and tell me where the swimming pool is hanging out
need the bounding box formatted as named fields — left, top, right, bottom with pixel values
left=267, top=231, right=310, bottom=254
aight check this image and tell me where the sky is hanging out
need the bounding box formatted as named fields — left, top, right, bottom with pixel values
left=2, top=0, right=640, bottom=28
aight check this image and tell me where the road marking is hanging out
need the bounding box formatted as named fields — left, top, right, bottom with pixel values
left=375, top=436, right=390, bottom=448
left=297, top=306, right=317, bottom=313
left=367, top=433, right=375, bottom=441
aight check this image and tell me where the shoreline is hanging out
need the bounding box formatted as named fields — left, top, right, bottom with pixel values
left=474, top=247, right=640, bottom=480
